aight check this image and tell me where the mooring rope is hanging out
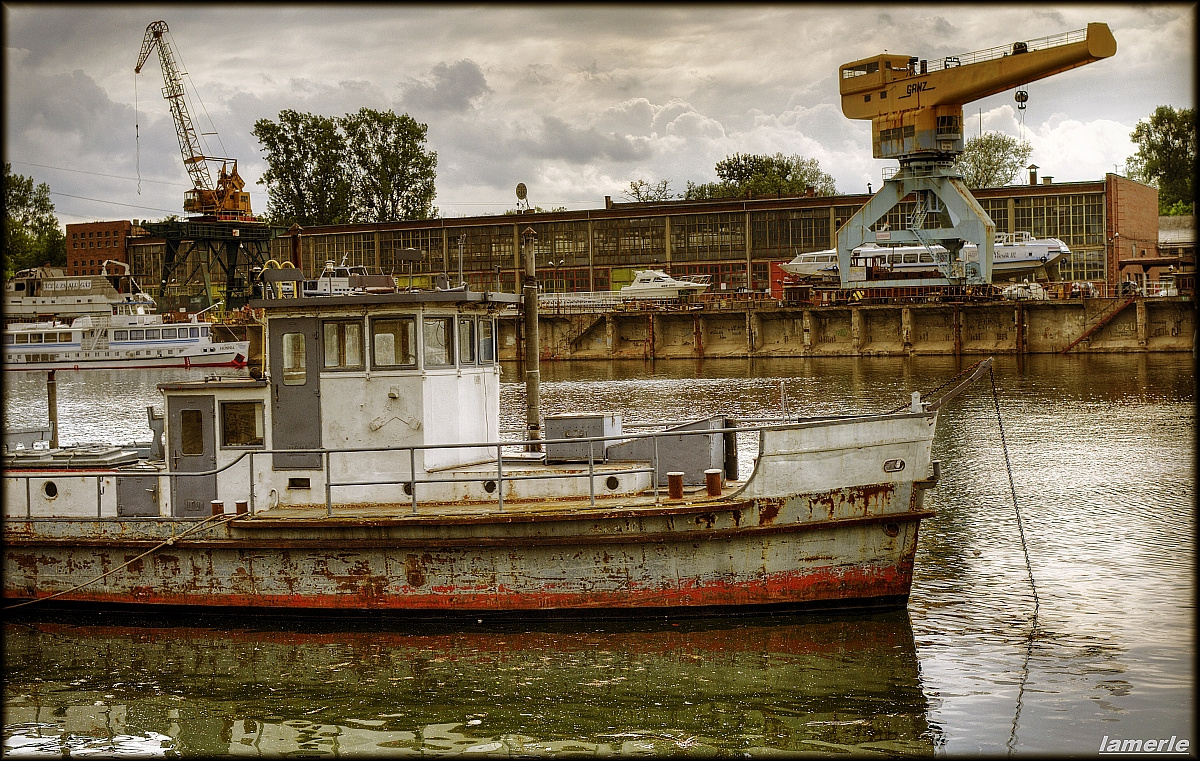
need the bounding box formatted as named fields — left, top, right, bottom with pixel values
left=882, top=357, right=990, bottom=415
left=988, top=364, right=1040, bottom=757
left=4, top=511, right=245, bottom=611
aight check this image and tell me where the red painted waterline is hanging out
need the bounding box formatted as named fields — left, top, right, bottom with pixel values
left=6, top=354, right=246, bottom=371
left=7, top=559, right=914, bottom=611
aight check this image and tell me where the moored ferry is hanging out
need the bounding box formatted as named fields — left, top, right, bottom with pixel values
left=3, top=302, right=248, bottom=371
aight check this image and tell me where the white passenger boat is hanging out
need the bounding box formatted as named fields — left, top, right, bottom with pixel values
left=3, top=302, right=249, bottom=371
left=780, top=232, right=1069, bottom=280
left=620, top=269, right=712, bottom=299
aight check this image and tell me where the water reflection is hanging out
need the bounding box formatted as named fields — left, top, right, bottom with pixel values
left=4, top=611, right=939, bottom=757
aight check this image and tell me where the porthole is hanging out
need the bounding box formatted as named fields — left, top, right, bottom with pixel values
left=605, top=476, right=620, bottom=491
left=483, top=480, right=497, bottom=494
left=403, top=482, right=413, bottom=496
left=43, top=481, right=58, bottom=499
left=883, top=459, right=906, bottom=473
left=883, top=522, right=900, bottom=537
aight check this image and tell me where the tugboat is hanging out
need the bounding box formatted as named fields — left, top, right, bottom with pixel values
left=3, top=278, right=992, bottom=617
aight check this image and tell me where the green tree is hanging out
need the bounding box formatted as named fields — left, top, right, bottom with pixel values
left=682, top=153, right=837, bottom=199
left=4, top=163, right=66, bottom=278
left=622, top=179, right=676, bottom=203
left=1126, top=106, right=1195, bottom=215
left=954, top=132, right=1033, bottom=188
left=252, top=110, right=353, bottom=226
left=340, top=108, right=438, bottom=222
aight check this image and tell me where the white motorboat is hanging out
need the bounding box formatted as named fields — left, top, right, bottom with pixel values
left=3, top=301, right=248, bottom=371
left=620, top=269, right=712, bottom=299
left=780, top=232, right=1069, bottom=280
left=302, top=259, right=398, bottom=297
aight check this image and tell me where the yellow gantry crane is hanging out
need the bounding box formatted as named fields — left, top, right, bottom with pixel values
left=135, top=20, right=254, bottom=221
left=835, top=23, right=1116, bottom=287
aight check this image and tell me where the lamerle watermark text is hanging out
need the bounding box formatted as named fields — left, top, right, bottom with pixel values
left=1099, top=735, right=1191, bottom=754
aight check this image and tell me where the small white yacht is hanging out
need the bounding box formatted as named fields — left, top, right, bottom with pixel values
left=620, top=270, right=712, bottom=299
left=302, top=259, right=398, bottom=297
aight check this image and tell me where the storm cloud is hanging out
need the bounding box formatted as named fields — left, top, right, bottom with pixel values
left=3, top=4, right=1193, bottom=223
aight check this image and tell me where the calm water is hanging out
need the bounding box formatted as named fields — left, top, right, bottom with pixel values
left=3, top=354, right=1194, bottom=756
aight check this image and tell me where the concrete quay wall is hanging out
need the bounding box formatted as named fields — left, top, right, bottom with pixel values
left=499, top=298, right=1195, bottom=361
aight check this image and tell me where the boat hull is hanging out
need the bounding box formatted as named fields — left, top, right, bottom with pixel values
left=3, top=499, right=924, bottom=615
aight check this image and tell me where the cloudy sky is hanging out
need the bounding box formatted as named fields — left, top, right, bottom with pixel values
left=4, top=4, right=1194, bottom=226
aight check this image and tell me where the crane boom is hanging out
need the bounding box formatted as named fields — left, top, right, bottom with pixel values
left=840, top=23, right=1116, bottom=160
left=135, top=20, right=253, bottom=220
left=832, top=23, right=1116, bottom=289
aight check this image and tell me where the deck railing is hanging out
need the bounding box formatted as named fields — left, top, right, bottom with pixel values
left=3, top=411, right=927, bottom=523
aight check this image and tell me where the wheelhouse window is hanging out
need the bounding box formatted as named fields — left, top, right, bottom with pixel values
left=478, top=318, right=495, bottom=364
left=282, top=332, right=307, bottom=385
left=422, top=316, right=453, bottom=367
left=221, top=401, right=264, bottom=447
left=458, top=318, right=476, bottom=365
left=322, top=320, right=364, bottom=370
left=372, top=317, right=417, bottom=368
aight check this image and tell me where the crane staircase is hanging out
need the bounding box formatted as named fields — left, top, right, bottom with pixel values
left=1059, top=295, right=1136, bottom=354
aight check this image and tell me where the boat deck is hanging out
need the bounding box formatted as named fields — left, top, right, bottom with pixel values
left=241, top=483, right=746, bottom=525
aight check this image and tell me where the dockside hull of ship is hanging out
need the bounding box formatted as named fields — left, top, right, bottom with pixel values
left=4, top=483, right=927, bottom=618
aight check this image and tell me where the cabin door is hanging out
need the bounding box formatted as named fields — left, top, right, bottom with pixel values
left=269, top=317, right=322, bottom=469
left=167, top=394, right=217, bottom=517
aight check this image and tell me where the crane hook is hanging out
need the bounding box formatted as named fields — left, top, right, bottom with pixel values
left=1015, top=89, right=1029, bottom=111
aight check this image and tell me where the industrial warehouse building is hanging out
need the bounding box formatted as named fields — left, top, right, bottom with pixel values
left=70, top=172, right=1180, bottom=300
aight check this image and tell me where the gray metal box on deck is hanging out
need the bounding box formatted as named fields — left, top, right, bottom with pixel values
left=606, top=415, right=728, bottom=486
left=543, top=413, right=622, bottom=463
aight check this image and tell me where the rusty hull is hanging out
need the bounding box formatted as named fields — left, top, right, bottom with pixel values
left=4, top=480, right=931, bottom=615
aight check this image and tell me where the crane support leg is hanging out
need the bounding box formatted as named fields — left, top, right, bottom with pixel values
left=836, top=163, right=995, bottom=288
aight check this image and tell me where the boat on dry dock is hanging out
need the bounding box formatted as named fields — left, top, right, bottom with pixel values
left=3, top=261, right=154, bottom=325
left=3, top=278, right=992, bottom=617
left=781, top=231, right=1069, bottom=281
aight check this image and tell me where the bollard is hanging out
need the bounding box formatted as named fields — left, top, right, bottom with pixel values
left=704, top=468, right=723, bottom=497
left=211, top=500, right=225, bottom=516
left=667, top=471, right=685, bottom=500
left=235, top=500, right=249, bottom=515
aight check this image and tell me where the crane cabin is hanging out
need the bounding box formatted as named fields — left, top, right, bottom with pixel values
left=839, top=23, right=1116, bottom=162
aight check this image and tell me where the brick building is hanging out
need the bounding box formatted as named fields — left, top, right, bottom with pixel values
left=66, top=220, right=134, bottom=275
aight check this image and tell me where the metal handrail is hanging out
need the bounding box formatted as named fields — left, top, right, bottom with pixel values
left=4, top=411, right=936, bottom=522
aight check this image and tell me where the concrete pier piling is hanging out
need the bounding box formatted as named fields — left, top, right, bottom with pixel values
left=504, top=298, right=1193, bottom=360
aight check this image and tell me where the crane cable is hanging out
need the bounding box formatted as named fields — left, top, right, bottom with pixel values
left=134, top=71, right=141, bottom=195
